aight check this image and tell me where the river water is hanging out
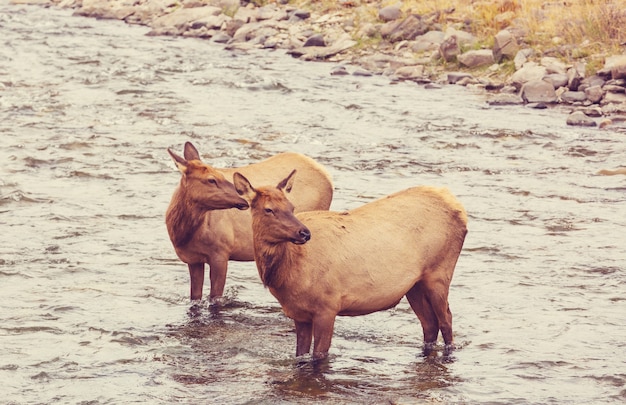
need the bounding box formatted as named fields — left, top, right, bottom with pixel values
left=1, top=1, right=625, bottom=404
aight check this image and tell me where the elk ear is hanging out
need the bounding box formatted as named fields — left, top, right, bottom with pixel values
left=168, top=148, right=188, bottom=174
left=183, top=142, right=201, bottom=161
left=233, top=172, right=256, bottom=202
left=277, top=169, right=296, bottom=194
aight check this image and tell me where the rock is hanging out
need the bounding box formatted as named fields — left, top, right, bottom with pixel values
left=445, top=27, right=477, bottom=47
left=544, top=73, right=568, bottom=89
left=520, top=79, right=557, bottom=103
left=394, top=65, right=425, bottom=80
left=487, top=93, right=524, bottom=105
left=330, top=65, right=349, bottom=76
left=513, top=48, right=533, bottom=70
left=566, top=111, right=596, bottom=127
left=191, top=13, right=231, bottom=30
left=447, top=72, right=473, bottom=84
left=566, top=62, right=585, bottom=90
left=603, top=55, right=626, bottom=80
left=439, top=34, right=459, bottom=62
left=288, top=34, right=356, bottom=60
left=304, top=33, right=326, bottom=47
left=526, top=102, right=548, bottom=109
left=290, top=9, right=311, bottom=20
left=379, top=5, right=402, bottom=22
left=211, top=32, right=232, bottom=43
left=458, top=49, right=494, bottom=68
left=456, top=76, right=478, bottom=86
left=232, top=21, right=277, bottom=43
left=382, top=14, right=431, bottom=43
left=583, top=106, right=603, bottom=117
left=602, top=102, right=626, bottom=115
left=148, top=6, right=222, bottom=35
left=73, top=0, right=137, bottom=20
left=578, top=74, right=605, bottom=92
left=352, top=68, right=373, bottom=77
left=602, top=92, right=626, bottom=104
left=257, top=5, right=286, bottom=21
left=493, top=29, right=518, bottom=62
left=541, top=56, right=567, bottom=74
left=424, top=83, right=442, bottom=89
left=356, top=22, right=378, bottom=39
left=603, top=83, right=626, bottom=93
left=510, top=63, right=547, bottom=89
left=560, top=91, right=587, bottom=104
left=410, top=30, right=444, bottom=53
left=584, top=85, right=604, bottom=104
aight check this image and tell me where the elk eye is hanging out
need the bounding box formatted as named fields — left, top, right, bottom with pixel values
left=206, top=178, right=217, bottom=185
left=264, top=208, right=273, bottom=214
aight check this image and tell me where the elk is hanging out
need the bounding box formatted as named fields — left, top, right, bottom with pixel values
left=165, top=142, right=333, bottom=303
left=233, top=170, right=467, bottom=360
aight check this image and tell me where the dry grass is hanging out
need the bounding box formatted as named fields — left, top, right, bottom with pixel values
left=403, top=0, right=625, bottom=52
left=298, top=0, right=626, bottom=68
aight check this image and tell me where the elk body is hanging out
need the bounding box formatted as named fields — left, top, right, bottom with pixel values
left=233, top=171, right=467, bottom=360
left=165, top=142, right=333, bottom=303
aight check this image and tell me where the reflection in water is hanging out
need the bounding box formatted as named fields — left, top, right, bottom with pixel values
left=1, top=1, right=625, bottom=404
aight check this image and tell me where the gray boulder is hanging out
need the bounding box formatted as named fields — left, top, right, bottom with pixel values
left=439, top=34, right=459, bottom=62
left=584, top=85, right=604, bottom=104
left=493, top=29, right=518, bottom=62
left=603, top=55, right=626, bottom=80
left=379, top=5, right=402, bottom=22
left=520, top=79, right=557, bottom=103
left=381, top=14, right=431, bottom=42
left=566, top=111, right=596, bottom=127
left=148, top=6, right=222, bottom=35
left=458, top=49, right=495, bottom=68
left=411, top=30, right=444, bottom=53
left=560, top=91, right=587, bottom=104
left=511, top=62, right=547, bottom=89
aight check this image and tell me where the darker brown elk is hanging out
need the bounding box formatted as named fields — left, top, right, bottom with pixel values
left=233, top=170, right=467, bottom=360
left=166, top=142, right=333, bottom=303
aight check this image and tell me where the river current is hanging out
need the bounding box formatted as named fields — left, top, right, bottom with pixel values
left=1, top=1, right=625, bottom=404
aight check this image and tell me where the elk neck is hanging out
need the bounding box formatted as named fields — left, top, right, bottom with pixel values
left=166, top=184, right=206, bottom=248
left=254, top=237, right=302, bottom=290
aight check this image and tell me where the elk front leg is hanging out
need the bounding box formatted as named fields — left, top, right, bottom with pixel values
left=294, top=320, right=313, bottom=357
left=188, top=262, right=205, bottom=301
left=207, top=256, right=229, bottom=304
left=312, top=313, right=336, bottom=360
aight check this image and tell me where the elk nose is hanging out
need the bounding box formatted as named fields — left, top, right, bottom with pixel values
left=235, top=200, right=249, bottom=210
left=300, top=228, right=311, bottom=242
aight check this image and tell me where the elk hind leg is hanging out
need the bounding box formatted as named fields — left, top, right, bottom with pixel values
left=406, top=281, right=440, bottom=351
left=421, top=274, right=454, bottom=348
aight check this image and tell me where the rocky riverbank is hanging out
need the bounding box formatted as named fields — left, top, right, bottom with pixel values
left=9, top=0, right=626, bottom=130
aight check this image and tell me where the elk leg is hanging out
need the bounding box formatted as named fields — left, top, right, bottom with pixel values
left=294, top=320, right=313, bottom=357
left=207, top=256, right=229, bottom=304
left=422, top=277, right=454, bottom=346
left=406, top=281, right=440, bottom=346
left=312, top=313, right=336, bottom=360
left=188, top=263, right=205, bottom=301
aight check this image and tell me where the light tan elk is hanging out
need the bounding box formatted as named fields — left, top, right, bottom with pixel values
left=166, top=142, right=333, bottom=303
left=234, top=170, right=467, bottom=360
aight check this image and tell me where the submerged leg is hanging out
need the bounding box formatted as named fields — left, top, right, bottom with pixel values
left=406, top=281, right=440, bottom=347
left=294, top=320, right=313, bottom=357
left=312, top=313, right=336, bottom=360
left=188, top=262, right=205, bottom=301
left=422, top=275, right=454, bottom=347
left=207, top=256, right=229, bottom=304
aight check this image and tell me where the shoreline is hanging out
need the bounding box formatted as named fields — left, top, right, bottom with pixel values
left=9, top=0, right=626, bottom=131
